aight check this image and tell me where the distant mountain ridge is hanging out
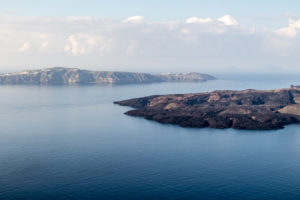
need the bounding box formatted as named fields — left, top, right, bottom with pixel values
left=0, top=67, right=216, bottom=85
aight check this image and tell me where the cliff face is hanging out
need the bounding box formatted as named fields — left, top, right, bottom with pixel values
left=115, top=89, right=300, bottom=130
left=157, top=72, right=216, bottom=82
left=0, top=67, right=216, bottom=85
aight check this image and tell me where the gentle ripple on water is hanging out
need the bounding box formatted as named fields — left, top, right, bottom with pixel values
left=1, top=75, right=300, bottom=199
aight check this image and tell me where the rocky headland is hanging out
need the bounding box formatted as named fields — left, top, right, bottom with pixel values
left=0, top=67, right=216, bottom=85
left=115, top=88, right=300, bottom=130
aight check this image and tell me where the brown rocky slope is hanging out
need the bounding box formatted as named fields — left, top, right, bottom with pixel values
left=114, top=88, right=300, bottom=130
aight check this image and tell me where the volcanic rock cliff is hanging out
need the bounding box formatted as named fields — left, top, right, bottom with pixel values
left=0, top=67, right=216, bottom=85
left=115, top=88, right=300, bottom=130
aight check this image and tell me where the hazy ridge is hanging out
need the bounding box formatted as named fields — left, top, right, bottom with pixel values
left=0, top=67, right=216, bottom=85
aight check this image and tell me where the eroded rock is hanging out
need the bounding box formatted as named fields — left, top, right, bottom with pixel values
left=115, top=89, right=300, bottom=130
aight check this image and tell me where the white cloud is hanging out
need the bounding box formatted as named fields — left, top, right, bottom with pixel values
left=124, top=16, right=145, bottom=23
left=186, top=17, right=212, bottom=24
left=276, top=27, right=297, bottom=37
left=64, top=34, right=94, bottom=55
left=66, top=16, right=93, bottom=22
left=18, top=42, right=31, bottom=52
left=275, top=19, right=300, bottom=37
left=180, top=28, right=190, bottom=35
left=63, top=33, right=115, bottom=56
left=40, top=41, right=49, bottom=49
left=217, top=15, right=239, bottom=26
left=126, top=40, right=138, bottom=55
left=1, top=15, right=300, bottom=73
left=65, top=35, right=82, bottom=55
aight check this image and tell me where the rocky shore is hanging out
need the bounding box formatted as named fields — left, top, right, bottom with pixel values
left=115, top=88, right=300, bottom=130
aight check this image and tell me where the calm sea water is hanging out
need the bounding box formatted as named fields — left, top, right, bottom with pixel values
left=1, top=75, right=300, bottom=200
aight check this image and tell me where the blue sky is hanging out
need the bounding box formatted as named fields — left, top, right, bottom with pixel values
left=1, top=0, right=300, bottom=28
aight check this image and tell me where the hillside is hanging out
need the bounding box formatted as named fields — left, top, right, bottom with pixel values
left=0, top=67, right=216, bottom=85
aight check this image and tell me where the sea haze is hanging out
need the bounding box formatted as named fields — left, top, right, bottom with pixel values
left=1, top=74, right=300, bottom=200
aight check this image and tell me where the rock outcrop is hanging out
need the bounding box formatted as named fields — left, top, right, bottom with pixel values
left=115, top=88, right=300, bottom=130
left=0, top=67, right=216, bottom=85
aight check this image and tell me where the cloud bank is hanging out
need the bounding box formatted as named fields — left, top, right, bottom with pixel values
left=0, top=14, right=300, bottom=73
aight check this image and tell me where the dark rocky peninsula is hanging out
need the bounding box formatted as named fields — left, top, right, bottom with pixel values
left=115, top=88, right=300, bottom=130
left=0, top=67, right=216, bottom=85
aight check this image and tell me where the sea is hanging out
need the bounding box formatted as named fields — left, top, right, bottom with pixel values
left=1, top=74, right=300, bottom=200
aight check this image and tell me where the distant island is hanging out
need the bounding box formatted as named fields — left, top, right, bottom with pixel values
left=0, top=67, right=216, bottom=85
left=115, top=87, right=300, bottom=130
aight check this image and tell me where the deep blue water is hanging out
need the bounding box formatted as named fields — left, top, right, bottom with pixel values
left=1, top=75, right=300, bottom=200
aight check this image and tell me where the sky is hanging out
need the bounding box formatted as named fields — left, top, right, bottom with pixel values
left=0, top=0, right=300, bottom=74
